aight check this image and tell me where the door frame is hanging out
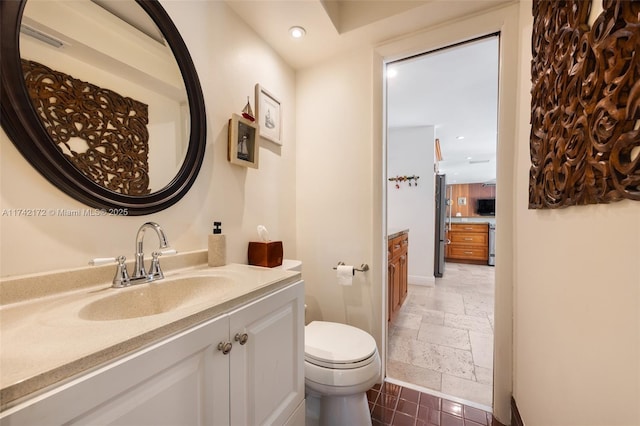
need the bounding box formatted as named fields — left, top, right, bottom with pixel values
left=374, top=4, right=519, bottom=422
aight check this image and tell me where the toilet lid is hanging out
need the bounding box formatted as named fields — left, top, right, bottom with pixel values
left=305, top=321, right=377, bottom=368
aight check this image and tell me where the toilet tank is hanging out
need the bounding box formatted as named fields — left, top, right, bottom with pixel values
left=279, top=259, right=302, bottom=272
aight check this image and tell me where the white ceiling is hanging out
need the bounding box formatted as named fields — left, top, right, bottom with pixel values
left=225, top=0, right=508, bottom=184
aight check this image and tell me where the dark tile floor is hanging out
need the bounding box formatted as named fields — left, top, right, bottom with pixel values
left=367, top=382, right=499, bottom=426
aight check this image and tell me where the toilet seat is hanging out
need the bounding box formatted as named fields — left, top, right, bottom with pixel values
left=305, top=321, right=378, bottom=370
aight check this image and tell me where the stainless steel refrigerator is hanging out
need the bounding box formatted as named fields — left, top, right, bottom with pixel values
left=434, top=174, right=447, bottom=277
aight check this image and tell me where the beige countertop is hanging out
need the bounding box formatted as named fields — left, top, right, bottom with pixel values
left=0, top=256, right=300, bottom=411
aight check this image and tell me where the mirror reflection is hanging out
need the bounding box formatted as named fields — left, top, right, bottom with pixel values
left=20, top=0, right=189, bottom=193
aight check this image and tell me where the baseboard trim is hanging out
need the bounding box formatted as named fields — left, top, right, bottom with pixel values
left=511, top=396, right=525, bottom=426
left=408, top=275, right=435, bottom=286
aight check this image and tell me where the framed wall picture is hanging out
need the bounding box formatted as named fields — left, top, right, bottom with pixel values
left=255, top=84, right=282, bottom=145
left=228, top=113, right=259, bottom=168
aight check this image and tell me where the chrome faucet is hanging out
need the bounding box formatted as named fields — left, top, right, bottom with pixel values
left=89, top=222, right=175, bottom=288
left=133, top=222, right=169, bottom=280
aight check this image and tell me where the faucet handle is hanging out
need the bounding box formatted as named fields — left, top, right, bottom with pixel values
left=149, top=249, right=177, bottom=280
left=89, top=257, right=119, bottom=266
left=154, top=249, right=177, bottom=257
left=89, top=256, right=130, bottom=288
left=113, top=256, right=130, bottom=288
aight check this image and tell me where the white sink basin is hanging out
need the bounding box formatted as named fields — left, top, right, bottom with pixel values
left=79, top=275, right=236, bottom=321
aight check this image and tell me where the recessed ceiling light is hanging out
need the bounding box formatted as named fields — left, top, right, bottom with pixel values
left=387, top=68, right=398, bottom=79
left=467, top=156, right=473, bottom=160
left=289, top=26, right=306, bottom=39
left=456, top=136, right=465, bottom=140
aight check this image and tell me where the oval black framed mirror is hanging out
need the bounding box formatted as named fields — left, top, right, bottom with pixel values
left=0, top=0, right=206, bottom=215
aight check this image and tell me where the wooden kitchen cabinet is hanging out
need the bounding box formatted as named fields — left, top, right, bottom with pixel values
left=1, top=282, right=305, bottom=426
left=445, top=223, right=489, bottom=264
left=388, top=231, right=408, bottom=322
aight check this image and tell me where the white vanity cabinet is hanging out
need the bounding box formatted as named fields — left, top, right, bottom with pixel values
left=0, top=280, right=305, bottom=426
left=228, top=281, right=305, bottom=425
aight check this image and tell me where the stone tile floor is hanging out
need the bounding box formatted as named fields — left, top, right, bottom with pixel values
left=387, top=263, right=495, bottom=407
left=368, top=382, right=502, bottom=426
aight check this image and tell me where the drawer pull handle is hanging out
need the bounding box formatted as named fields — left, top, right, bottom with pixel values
left=217, top=341, right=232, bottom=355
left=464, top=251, right=473, bottom=254
left=464, top=238, right=473, bottom=241
left=234, top=333, right=249, bottom=345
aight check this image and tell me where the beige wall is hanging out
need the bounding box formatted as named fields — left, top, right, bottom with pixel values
left=513, top=1, right=640, bottom=425
left=296, top=48, right=384, bottom=355
left=0, top=1, right=297, bottom=277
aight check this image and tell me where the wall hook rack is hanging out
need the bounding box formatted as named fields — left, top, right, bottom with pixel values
left=332, top=261, right=369, bottom=275
left=388, top=175, right=420, bottom=188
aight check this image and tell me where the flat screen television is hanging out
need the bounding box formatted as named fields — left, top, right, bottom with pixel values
left=476, top=198, right=495, bottom=216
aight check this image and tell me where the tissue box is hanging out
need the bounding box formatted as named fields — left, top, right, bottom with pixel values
left=248, top=241, right=283, bottom=268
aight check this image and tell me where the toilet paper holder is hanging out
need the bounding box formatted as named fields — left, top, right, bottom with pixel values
left=333, top=262, right=369, bottom=275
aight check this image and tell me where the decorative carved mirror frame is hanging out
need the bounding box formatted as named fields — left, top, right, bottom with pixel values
left=529, top=0, right=639, bottom=208
left=0, top=0, right=207, bottom=215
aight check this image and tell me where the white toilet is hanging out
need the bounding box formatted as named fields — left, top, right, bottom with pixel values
left=277, top=260, right=381, bottom=426
left=305, top=321, right=381, bottom=426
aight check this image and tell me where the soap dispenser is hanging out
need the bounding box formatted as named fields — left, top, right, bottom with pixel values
left=208, top=221, right=226, bottom=267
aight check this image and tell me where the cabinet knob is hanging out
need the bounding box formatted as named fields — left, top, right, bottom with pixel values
left=234, top=333, right=249, bottom=345
left=217, top=341, right=233, bottom=355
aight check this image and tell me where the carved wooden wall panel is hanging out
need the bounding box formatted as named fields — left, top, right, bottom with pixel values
left=529, top=0, right=640, bottom=208
left=22, top=59, right=151, bottom=195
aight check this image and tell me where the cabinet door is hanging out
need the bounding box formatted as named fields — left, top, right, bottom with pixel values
left=388, top=261, right=394, bottom=322
left=399, top=253, right=408, bottom=306
left=1, top=315, right=230, bottom=426
left=399, top=234, right=408, bottom=306
left=389, top=257, right=401, bottom=322
left=228, top=281, right=305, bottom=426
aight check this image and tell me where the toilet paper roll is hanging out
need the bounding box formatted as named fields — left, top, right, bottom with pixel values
left=337, top=265, right=354, bottom=286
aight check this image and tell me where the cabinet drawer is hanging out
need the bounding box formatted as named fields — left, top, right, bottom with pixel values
left=448, top=245, right=488, bottom=260
left=400, top=235, right=409, bottom=250
left=389, top=234, right=406, bottom=258
left=450, top=223, right=488, bottom=233
left=449, top=232, right=487, bottom=245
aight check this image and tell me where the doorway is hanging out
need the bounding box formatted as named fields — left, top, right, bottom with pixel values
left=385, top=35, right=499, bottom=410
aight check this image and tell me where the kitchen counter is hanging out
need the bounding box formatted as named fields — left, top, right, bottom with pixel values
left=0, top=252, right=300, bottom=410
left=388, top=228, right=409, bottom=240
left=447, top=217, right=495, bottom=225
